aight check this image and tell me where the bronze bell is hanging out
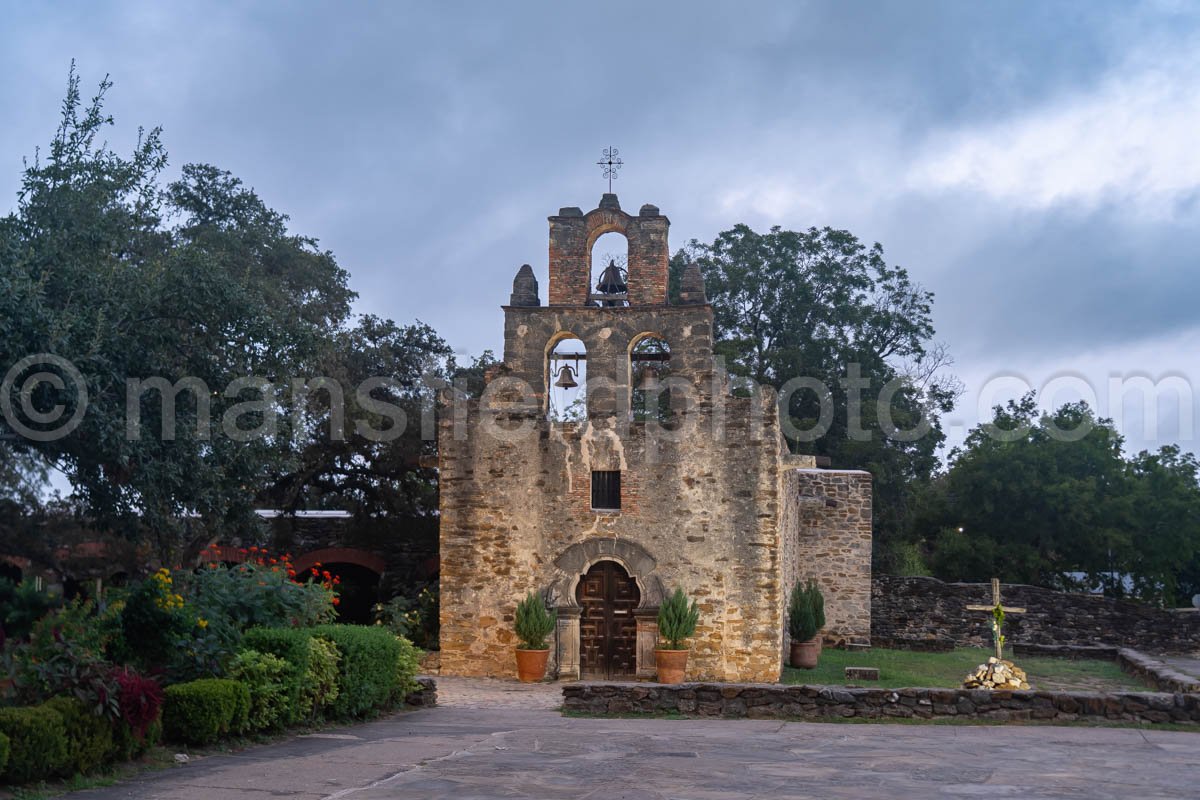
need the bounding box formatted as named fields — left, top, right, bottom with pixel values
left=596, top=259, right=627, bottom=294
left=554, top=364, right=579, bottom=389
left=636, top=365, right=660, bottom=391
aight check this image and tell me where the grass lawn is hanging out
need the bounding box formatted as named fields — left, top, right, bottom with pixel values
left=782, top=647, right=1149, bottom=692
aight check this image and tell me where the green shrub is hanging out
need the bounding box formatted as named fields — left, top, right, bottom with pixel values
left=787, top=580, right=817, bottom=642
left=110, top=718, right=161, bottom=763
left=514, top=592, right=556, bottom=650
left=306, top=625, right=404, bottom=718
left=391, top=636, right=423, bottom=702
left=228, top=650, right=290, bottom=731
left=0, top=732, right=8, bottom=777
left=162, top=679, right=250, bottom=746
left=43, top=696, right=113, bottom=776
left=0, top=704, right=69, bottom=783
left=656, top=587, right=699, bottom=650
left=808, top=579, right=826, bottom=632
left=306, top=636, right=341, bottom=716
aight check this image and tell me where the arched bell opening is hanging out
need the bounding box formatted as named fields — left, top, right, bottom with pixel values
left=629, top=334, right=673, bottom=423
left=589, top=231, right=629, bottom=307
left=547, top=335, right=587, bottom=421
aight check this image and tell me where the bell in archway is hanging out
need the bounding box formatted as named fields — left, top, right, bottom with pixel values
left=636, top=365, right=660, bottom=391
left=596, top=259, right=627, bottom=295
left=554, top=364, right=579, bottom=389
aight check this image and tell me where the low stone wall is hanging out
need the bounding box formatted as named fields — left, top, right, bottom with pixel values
left=405, top=677, right=438, bottom=707
left=1117, top=650, right=1200, bottom=694
left=562, top=682, right=1200, bottom=725
left=873, top=575, right=1200, bottom=653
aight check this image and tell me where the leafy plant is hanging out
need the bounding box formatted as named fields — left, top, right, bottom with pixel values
left=656, top=587, right=699, bottom=650
left=514, top=592, right=556, bottom=650
left=111, top=667, right=163, bottom=743
left=373, top=586, right=438, bottom=649
left=228, top=649, right=290, bottom=731
left=0, top=578, right=63, bottom=642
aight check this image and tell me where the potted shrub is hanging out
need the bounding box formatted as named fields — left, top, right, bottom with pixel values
left=514, top=591, right=556, bottom=682
left=655, top=587, right=699, bottom=684
left=788, top=579, right=822, bottom=669
left=808, top=578, right=826, bottom=657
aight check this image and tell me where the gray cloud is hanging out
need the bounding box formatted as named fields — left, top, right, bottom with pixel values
left=2, top=0, right=1198, bottom=450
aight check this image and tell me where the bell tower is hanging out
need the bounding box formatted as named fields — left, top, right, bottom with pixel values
left=499, top=194, right=709, bottom=418
left=546, top=194, right=671, bottom=307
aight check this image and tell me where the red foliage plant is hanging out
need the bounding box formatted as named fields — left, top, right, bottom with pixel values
left=112, top=667, right=164, bottom=740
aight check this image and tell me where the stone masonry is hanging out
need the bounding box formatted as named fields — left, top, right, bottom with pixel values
left=438, top=194, right=872, bottom=683
left=873, top=575, right=1200, bottom=653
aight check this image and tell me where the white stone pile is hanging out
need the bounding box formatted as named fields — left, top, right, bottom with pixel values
left=963, top=656, right=1030, bottom=690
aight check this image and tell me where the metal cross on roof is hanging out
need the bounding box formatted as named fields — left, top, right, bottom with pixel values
left=596, top=146, right=623, bottom=192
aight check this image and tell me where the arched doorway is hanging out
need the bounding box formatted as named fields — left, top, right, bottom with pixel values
left=575, top=560, right=640, bottom=679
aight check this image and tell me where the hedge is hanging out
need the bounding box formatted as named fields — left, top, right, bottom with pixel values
left=0, top=705, right=69, bottom=783
left=242, top=627, right=339, bottom=722
left=163, top=679, right=251, bottom=746
left=0, top=732, right=9, bottom=779
left=306, top=625, right=407, bottom=718
left=43, top=697, right=113, bottom=776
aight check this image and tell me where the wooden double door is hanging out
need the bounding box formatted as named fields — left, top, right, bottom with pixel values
left=576, top=560, right=640, bottom=679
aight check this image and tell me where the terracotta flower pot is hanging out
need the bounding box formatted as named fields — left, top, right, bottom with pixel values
left=655, top=649, right=689, bottom=684
left=790, top=638, right=820, bottom=669
left=515, top=648, right=550, bottom=682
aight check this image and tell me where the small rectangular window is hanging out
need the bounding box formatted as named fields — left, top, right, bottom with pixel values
left=591, top=470, right=621, bottom=511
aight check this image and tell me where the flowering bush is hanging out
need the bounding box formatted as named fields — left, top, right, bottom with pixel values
left=176, top=547, right=337, bottom=646
left=120, top=570, right=193, bottom=672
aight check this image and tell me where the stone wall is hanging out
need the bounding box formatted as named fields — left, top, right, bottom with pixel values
left=562, top=681, right=1200, bottom=725
left=784, top=469, right=872, bottom=647
left=437, top=385, right=785, bottom=683
left=872, top=575, right=1200, bottom=653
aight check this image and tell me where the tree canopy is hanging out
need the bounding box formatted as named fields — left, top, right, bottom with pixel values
left=673, top=224, right=960, bottom=567
left=913, top=394, right=1200, bottom=606
left=0, top=67, right=454, bottom=556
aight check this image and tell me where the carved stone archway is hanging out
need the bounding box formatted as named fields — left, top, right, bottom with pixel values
left=546, top=538, right=664, bottom=679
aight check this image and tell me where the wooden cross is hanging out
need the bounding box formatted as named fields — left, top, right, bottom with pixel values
left=966, top=579, right=1026, bottom=660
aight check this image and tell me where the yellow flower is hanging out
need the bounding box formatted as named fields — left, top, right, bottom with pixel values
left=197, top=618, right=208, bottom=629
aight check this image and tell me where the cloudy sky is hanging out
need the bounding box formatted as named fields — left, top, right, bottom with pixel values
left=2, top=0, right=1197, bottom=455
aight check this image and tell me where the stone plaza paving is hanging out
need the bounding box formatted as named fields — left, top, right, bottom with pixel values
left=66, top=677, right=1200, bottom=800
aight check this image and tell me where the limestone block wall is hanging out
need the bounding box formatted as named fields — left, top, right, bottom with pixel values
left=783, top=469, right=873, bottom=646
left=437, top=391, right=785, bottom=682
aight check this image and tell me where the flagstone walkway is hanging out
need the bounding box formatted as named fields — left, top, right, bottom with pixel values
left=63, top=679, right=1200, bottom=800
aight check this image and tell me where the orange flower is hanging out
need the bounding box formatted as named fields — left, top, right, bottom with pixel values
left=331, top=597, right=340, bottom=606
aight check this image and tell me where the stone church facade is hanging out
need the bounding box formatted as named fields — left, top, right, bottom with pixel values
left=438, top=194, right=872, bottom=682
